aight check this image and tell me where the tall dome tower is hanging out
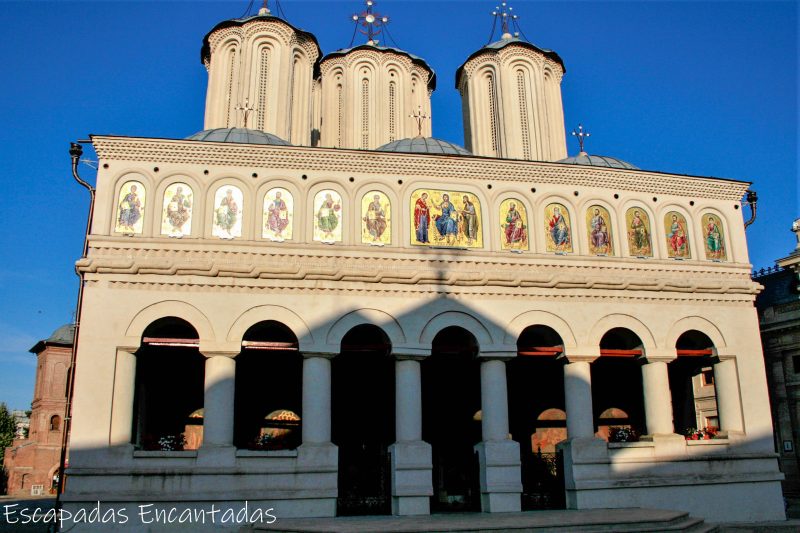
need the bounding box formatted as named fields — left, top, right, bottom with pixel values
left=317, top=1, right=436, bottom=150
left=200, top=4, right=321, bottom=145
left=456, top=3, right=566, bottom=161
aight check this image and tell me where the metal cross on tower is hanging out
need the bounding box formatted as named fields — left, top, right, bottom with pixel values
left=572, top=124, right=591, bottom=153
left=258, top=0, right=271, bottom=16
left=409, top=106, right=430, bottom=137
left=491, top=2, right=519, bottom=40
left=236, top=98, right=255, bottom=129
left=351, top=0, right=390, bottom=46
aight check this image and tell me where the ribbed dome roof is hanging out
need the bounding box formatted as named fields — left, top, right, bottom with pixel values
left=377, top=137, right=472, bottom=156
left=30, top=323, right=75, bottom=353
left=557, top=153, right=639, bottom=170
left=186, top=128, right=292, bottom=146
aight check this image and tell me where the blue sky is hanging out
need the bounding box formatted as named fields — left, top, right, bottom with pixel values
left=0, top=1, right=796, bottom=410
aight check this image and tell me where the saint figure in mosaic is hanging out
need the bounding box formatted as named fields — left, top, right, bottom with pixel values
left=213, top=186, right=243, bottom=239
left=414, top=192, right=431, bottom=244
left=361, top=191, right=390, bottom=245
left=587, top=206, right=613, bottom=255
left=665, top=212, right=690, bottom=258
left=545, top=203, right=572, bottom=253
left=460, top=195, right=479, bottom=246
left=500, top=199, right=528, bottom=251
left=116, top=181, right=144, bottom=234
left=435, top=193, right=459, bottom=245
left=626, top=208, right=652, bottom=257
left=161, top=183, right=193, bottom=238
left=314, top=190, right=342, bottom=243
left=263, top=188, right=293, bottom=242
left=703, top=214, right=726, bottom=260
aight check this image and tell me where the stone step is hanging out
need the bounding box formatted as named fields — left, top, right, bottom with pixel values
left=245, top=508, right=716, bottom=533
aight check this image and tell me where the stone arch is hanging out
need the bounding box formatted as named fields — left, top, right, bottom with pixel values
left=325, top=308, right=406, bottom=348
left=504, top=310, right=577, bottom=348
left=587, top=313, right=658, bottom=353
left=227, top=305, right=313, bottom=349
left=419, top=311, right=494, bottom=347
left=665, top=316, right=727, bottom=352
left=124, top=301, right=216, bottom=345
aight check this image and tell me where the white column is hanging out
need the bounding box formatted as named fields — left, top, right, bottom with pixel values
left=480, top=359, right=510, bottom=441
left=302, top=353, right=332, bottom=444
left=642, top=360, right=675, bottom=435
left=395, top=358, right=422, bottom=442
left=202, top=354, right=236, bottom=447
left=564, top=359, right=595, bottom=439
left=714, top=358, right=744, bottom=433
left=109, top=348, right=137, bottom=446
left=390, top=355, right=432, bottom=516
left=475, top=355, right=521, bottom=513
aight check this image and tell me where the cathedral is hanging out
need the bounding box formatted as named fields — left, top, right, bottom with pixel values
left=63, top=0, right=785, bottom=524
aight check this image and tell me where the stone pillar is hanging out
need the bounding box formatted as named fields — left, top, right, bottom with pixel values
left=475, top=355, right=521, bottom=513
left=297, top=352, right=338, bottom=517
left=641, top=359, right=675, bottom=435
left=109, top=348, right=137, bottom=447
left=559, top=355, right=607, bottom=511
left=302, top=353, right=333, bottom=444
left=714, top=357, right=744, bottom=433
left=564, top=358, right=595, bottom=439
left=389, top=355, right=432, bottom=516
left=198, top=352, right=237, bottom=466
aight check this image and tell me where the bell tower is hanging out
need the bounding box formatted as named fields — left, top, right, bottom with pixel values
left=317, top=0, right=435, bottom=150
left=456, top=3, right=567, bottom=161
left=201, top=2, right=321, bottom=145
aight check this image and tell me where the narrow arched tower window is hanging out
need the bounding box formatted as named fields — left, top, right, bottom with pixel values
left=361, top=78, right=370, bottom=149
left=287, top=57, right=299, bottom=139
left=487, top=74, right=499, bottom=155
left=225, top=49, right=237, bottom=128
left=256, top=49, right=269, bottom=131
left=517, top=70, right=531, bottom=160
left=388, top=81, right=397, bottom=142
left=337, top=83, right=344, bottom=148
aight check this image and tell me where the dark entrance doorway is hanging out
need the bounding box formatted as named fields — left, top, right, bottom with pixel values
left=509, top=325, right=567, bottom=510
left=333, top=325, right=394, bottom=516
left=423, top=326, right=481, bottom=512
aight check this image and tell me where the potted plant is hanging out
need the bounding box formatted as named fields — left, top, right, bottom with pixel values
left=608, top=426, right=639, bottom=443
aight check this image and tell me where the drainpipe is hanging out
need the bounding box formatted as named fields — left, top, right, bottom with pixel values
left=54, top=142, right=95, bottom=529
left=743, top=190, right=758, bottom=229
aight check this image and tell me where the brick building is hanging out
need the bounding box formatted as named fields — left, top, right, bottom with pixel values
left=3, top=324, right=73, bottom=496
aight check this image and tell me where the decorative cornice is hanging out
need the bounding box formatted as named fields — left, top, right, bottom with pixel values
left=91, top=136, right=749, bottom=201
left=79, top=239, right=758, bottom=300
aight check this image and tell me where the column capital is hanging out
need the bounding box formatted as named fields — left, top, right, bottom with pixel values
left=642, top=349, right=677, bottom=364
left=393, top=353, right=429, bottom=362
left=477, top=351, right=516, bottom=361
left=116, top=345, right=139, bottom=355
left=302, top=351, right=337, bottom=360
left=715, top=351, right=737, bottom=361
left=562, top=354, right=598, bottom=364
left=200, top=350, right=239, bottom=359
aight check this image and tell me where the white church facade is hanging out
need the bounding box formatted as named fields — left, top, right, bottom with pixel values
left=63, top=2, right=785, bottom=524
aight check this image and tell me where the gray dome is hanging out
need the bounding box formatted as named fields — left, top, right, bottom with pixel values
left=377, top=137, right=472, bottom=156
left=185, top=128, right=292, bottom=146
left=557, top=153, right=639, bottom=170
left=47, top=324, right=76, bottom=344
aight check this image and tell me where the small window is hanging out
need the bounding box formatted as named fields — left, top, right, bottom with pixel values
left=701, top=368, right=714, bottom=386
left=793, top=355, right=800, bottom=374
left=49, top=415, right=61, bottom=431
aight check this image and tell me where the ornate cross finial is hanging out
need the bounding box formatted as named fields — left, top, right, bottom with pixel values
left=351, top=0, right=390, bottom=46
left=492, top=2, right=519, bottom=40
left=409, top=106, right=430, bottom=137
left=236, top=98, right=255, bottom=128
left=571, top=124, right=591, bottom=154
left=258, top=0, right=271, bottom=16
